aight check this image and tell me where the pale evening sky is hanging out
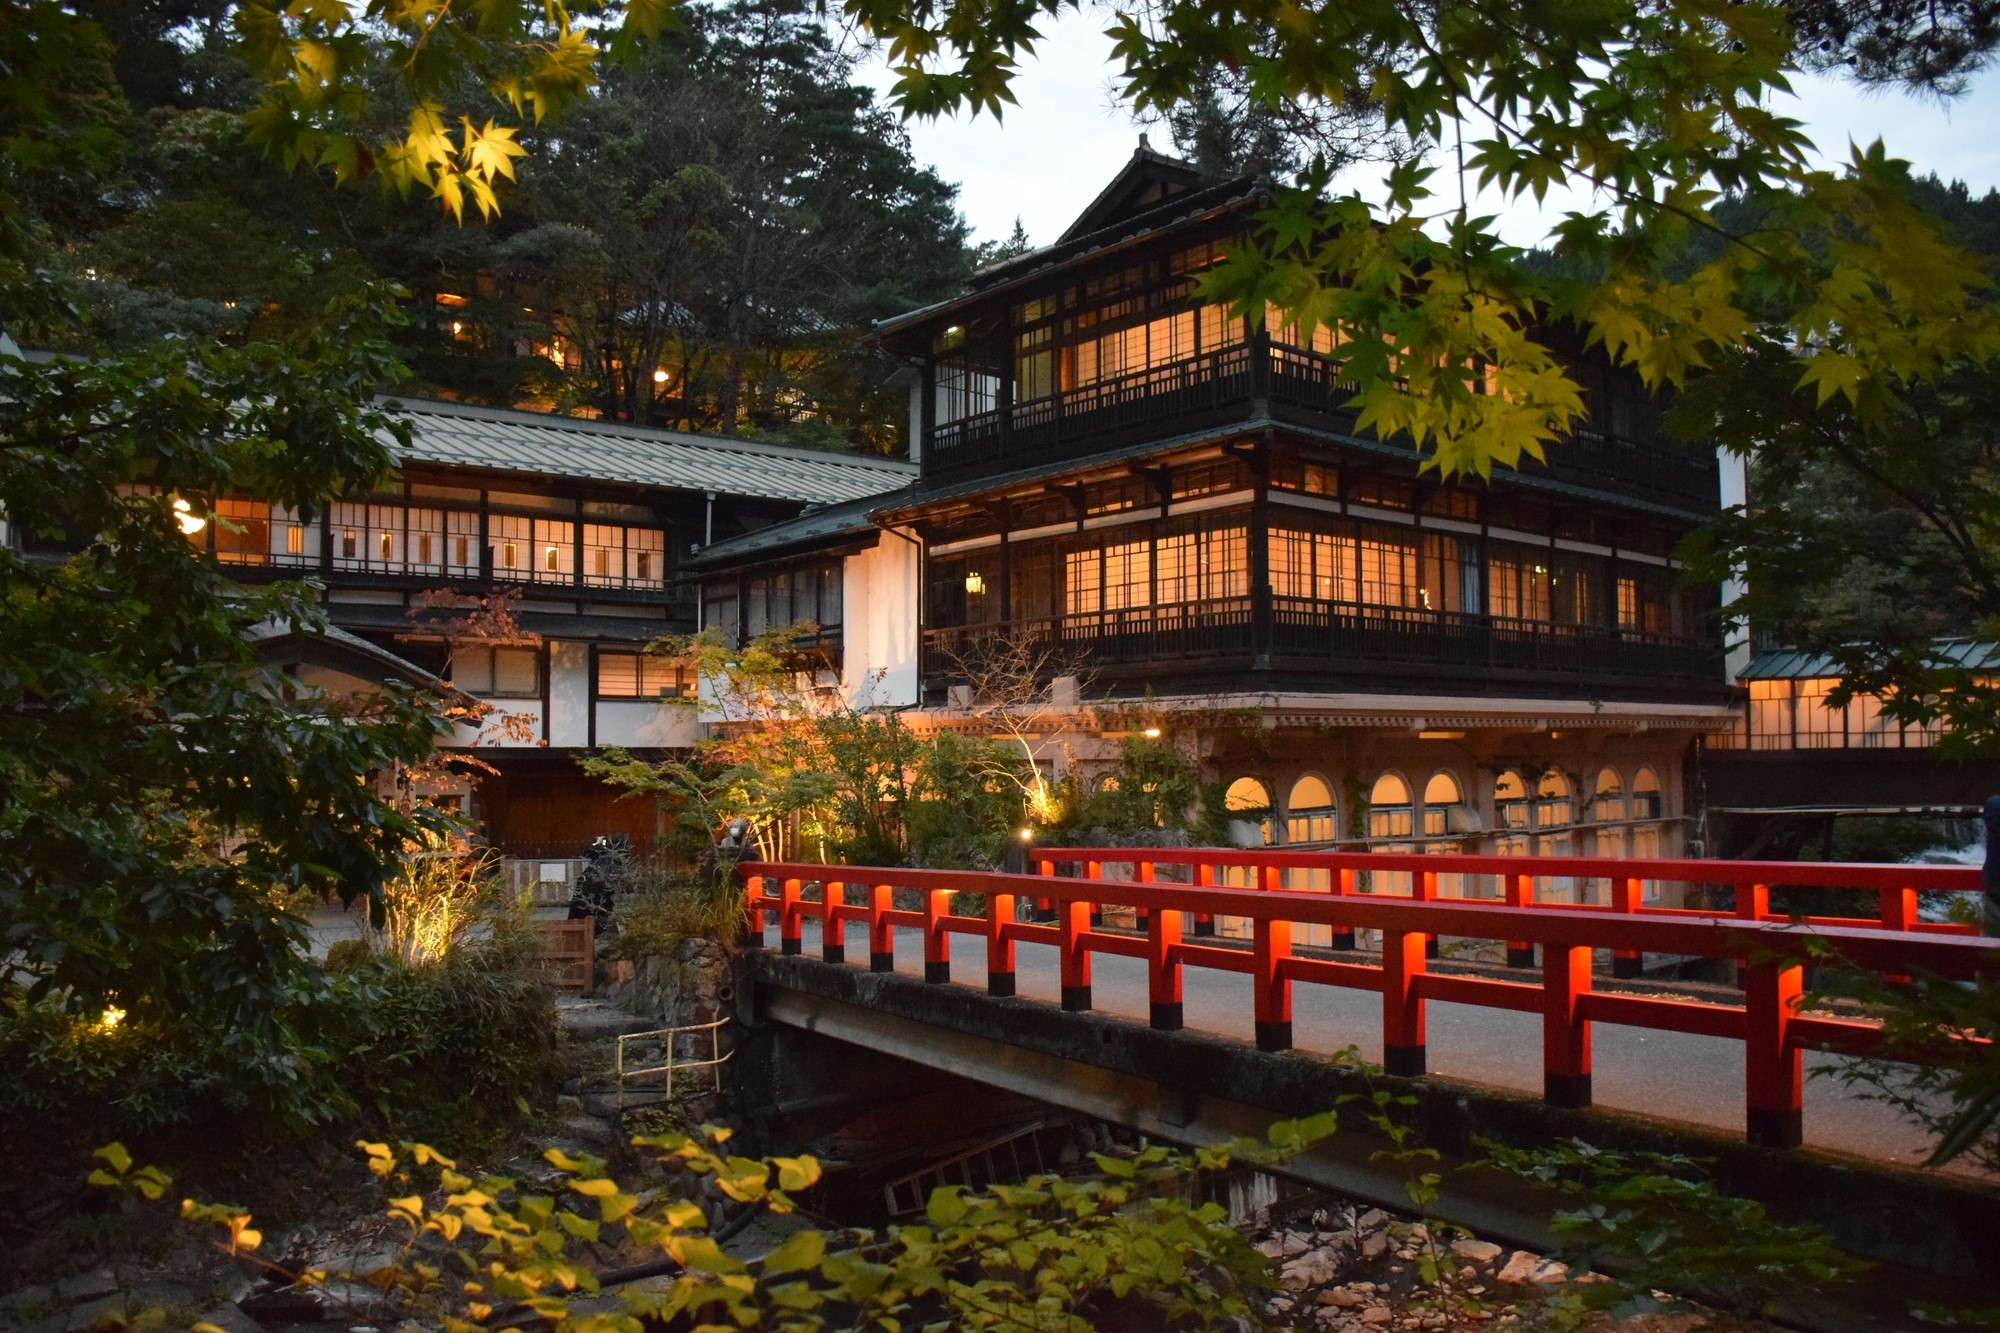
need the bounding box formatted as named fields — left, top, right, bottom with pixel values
left=844, top=10, right=2000, bottom=249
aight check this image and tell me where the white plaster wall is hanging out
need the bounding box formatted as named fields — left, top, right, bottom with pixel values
left=843, top=534, right=920, bottom=708
left=1717, top=445, right=1751, bottom=683
left=547, top=640, right=591, bottom=746
left=452, top=701, right=542, bottom=747
left=595, top=700, right=700, bottom=747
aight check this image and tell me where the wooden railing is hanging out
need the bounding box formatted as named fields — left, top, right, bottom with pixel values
left=737, top=849, right=1992, bottom=1150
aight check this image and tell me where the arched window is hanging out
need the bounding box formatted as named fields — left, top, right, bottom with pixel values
left=1367, top=773, right=1413, bottom=840
left=1421, top=772, right=1462, bottom=838
left=1494, top=771, right=1529, bottom=832
left=1632, top=767, right=1662, bottom=820
left=1285, top=775, right=1336, bottom=844
left=1223, top=776, right=1273, bottom=849
left=1592, top=768, right=1626, bottom=822
left=1535, top=770, right=1573, bottom=828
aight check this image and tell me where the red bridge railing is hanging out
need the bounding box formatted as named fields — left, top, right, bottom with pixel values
left=735, top=852, right=1995, bottom=1151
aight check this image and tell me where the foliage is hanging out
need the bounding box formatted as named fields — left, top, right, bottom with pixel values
left=1819, top=970, right=2000, bottom=1170
left=372, top=834, right=530, bottom=969
left=1074, top=733, right=1204, bottom=836
left=0, top=308, right=454, bottom=1054
left=1480, top=1137, right=1866, bottom=1320
left=584, top=627, right=1030, bottom=867
left=608, top=870, right=746, bottom=962
left=162, top=1115, right=1338, bottom=1331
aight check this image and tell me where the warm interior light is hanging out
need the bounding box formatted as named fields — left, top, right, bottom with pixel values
left=99, top=1006, right=125, bottom=1030
left=450, top=320, right=463, bottom=335
left=1142, top=727, right=1162, bottom=738
left=965, top=571, right=985, bottom=595
left=172, top=498, right=205, bottom=536
left=1417, top=730, right=1466, bottom=740
left=653, top=368, right=670, bottom=385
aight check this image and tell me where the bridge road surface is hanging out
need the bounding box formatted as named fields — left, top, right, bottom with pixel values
left=781, top=920, right=1985, bottom=1176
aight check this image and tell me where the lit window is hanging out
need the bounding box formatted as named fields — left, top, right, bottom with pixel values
left=342, top=531, right=357, bottom=559
left=502, top=541, right=518, bottom=569
left=379, top=531, right=394, bottom=562
left=286, top=525, right=303, bottom=555
left=544, top=545, right=560, bottom=572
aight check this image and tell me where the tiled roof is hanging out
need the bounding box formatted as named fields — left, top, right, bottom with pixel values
left=683, top=488, right=911, bottom=571
left=1737, top=639, right=2000, bottom=681
left=386, top=397, right=916, bottom=506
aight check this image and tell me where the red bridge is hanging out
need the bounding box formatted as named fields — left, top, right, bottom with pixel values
left=739, top=849, right=1993, bottom=1152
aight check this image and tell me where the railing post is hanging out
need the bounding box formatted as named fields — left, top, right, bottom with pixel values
left=869, top=882, right=894, bottom=973
left=1148, top=899, right=1183, bottom=1031
left=923, top=886, right=952, bottom=984
left=1034, top=855, right=1054, bottom=918
left=1382, top=928, right=1427, bottom=1076
left=1744, top=956, right=1804, bottom=1148
left=1735, top=882, right=1769, bottom=988
left=1135, top=859, right=1153, bottom=928
left=1254, top=864, right=1292, bottom=1050
left=1418, top=869, right=1441, bottom=960
left=1506, top=872, right=1534, bottom=969
left=1879, top=883, right=1916, bottom=931
left=1193, top=861, right=1216, bottom=936
left=988, top=887, right=1017, bottom=997
left=823, top=881, right=846, bottom=964
left=1086, top=859, right=1104, bottom=929
left=1060, top=897, right=1092, bottom=1012
left=1543, top=943, right=1593, bottom=1108
left=1331, top=866, right=1357, bottom=951
left=779, top=878, right=803, bottom=956
left=1611, top=876, right=1643, bottom=978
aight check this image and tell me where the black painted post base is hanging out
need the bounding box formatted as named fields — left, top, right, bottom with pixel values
left=924, top=961, right=950, bottom=985
left=822, top=943, right=844, bottom=965
left=1255, top=1020, right=1293, bottom=1052
left=1384, top=1044, right=1427, bottom=1077
left=1506, top=945, right=1537, bottom=969
left=1544, top=1072, right=1593, bottom=1109
left=780, top=936, right=802, bottom=957
left=1330, top=931, right=1356, bottom=952
left=1747, top=1108, right=1803, bottom=1149
left=1424, top=937, right=1441, bottom=960
left=1150, top=1001, right=1184, bottom=1031
left=1090, top=910, right=1105, bottom=929
left=988, top=971, right=1016, bottom=998
left=1060, top=985, right=1092, bottom=1012
left=1192, top=919, right=1216, bottom=937
left=1611, top=953, right=1644, bottom=979
left=869, top=951, right=895, bottom=974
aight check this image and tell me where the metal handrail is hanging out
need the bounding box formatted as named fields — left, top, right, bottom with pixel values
left=615, top=1015, right=733, bottom=1102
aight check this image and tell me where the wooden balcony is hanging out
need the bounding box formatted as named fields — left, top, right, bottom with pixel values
left=922, top=597, right=1719, bottom=695
left=923, top=341, right=1718, bottom=512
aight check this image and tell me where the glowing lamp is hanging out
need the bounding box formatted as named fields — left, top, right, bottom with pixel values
left=965, top=570, right=986, bottom=595
left=173, top=498, right=205, bottom=535
left=1142, top=726, right=1161, bottom=738
left=653, top=368, right=670, bottom=385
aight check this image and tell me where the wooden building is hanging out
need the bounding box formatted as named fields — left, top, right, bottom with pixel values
left=692, top=146, right=1741, bottom=898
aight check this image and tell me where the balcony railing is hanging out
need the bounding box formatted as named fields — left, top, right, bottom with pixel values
left=923, top=598, right=1717, bottom=688
left=923, top=340, right=1718, bottom=510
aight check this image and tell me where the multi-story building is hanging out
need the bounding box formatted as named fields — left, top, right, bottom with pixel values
left=174, top=395, right=914, bottom=853
left=690, top=145, right=1741, bottom=898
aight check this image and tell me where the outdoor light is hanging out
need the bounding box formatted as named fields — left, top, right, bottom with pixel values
left=653, top=368, right=670, bottom=384
left=172, top=498, right=205, bottom=535
left=1019, top=827, right=1034, bottom=841
left=99, top=1006, right=125, bottom=1031
left=1142, top=727, right=1161, bottom=738
left=451, top=320, right=463, bottom=335
left=965, top=570, right=986, bottom=595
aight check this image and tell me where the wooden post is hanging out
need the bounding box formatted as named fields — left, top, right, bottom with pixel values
left=1148, top=902, right=1183, bottom=1030
left=1253, top=864, right=1291, bottom=1049
left=923, top=887, right=952, bottom=984
left=1086, top=858, right=1104, bottom=929
left=1135, top=859, right=1153, bottom=929
left=1735, top=882, right=1769, bottom=989
left=1611, top=875, right=1643, bottom=978
left=1382, top=928, right=1427, bottom=1076
left=869, top=882, right=894, bottom=973
left=1506, top=871, right=1534, bottom=968
left=779, top=877, right=803, bottom=956
left=1418, top=869, right=1441, bottom=960
left=1193, top=861, right=1216, bottom=936
left=987, top=888, right=1017, bottom=997
left=822, top=880, right=846, bottom=964
left=1879, top=884, right=1916, bottom=931
left=1744, top=957, right=1804, bottom=1148
left=742, top=873, right=765, bottom=951
left=1331, top=866, right=1357, bottom=951
left=1543, top=944, right=1593, bottom=1108
left=1059, top=897, right=1092, bottom=1011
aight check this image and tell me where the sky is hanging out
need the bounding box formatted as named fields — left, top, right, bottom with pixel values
left=846, top=10, right=2000, bottom=249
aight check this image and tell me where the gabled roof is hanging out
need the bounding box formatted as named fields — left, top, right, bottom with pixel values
left=1057, top=140, right=1216, bottom=244
left=387, top=397, right=916, bottom=507
left=1737, top=639, right=2000, bottom=681
left=683, top=487, right=913, bottom=573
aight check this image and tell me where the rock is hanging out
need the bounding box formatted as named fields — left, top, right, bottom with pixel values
left=1496, top=1251, right=1542, bottom=1284
left=1361, top=1232, right=1389, bottom=1260
left=57, top=1274, right=118, bottom=1305
left=1317, top=1288, right=1362, bottom=1308
left=1532, top=1260, right=1569, bottom=1285
left=64, top=1296, right=124, bottom=1332
left=195, top=1304, right=265, bottom=1333
left=126, top=1281, right=199, bottom=1313
left=1356, top=1209, right=1389, bottom=1231
left=1450, top=1239, right=1504, bottom=1264
left=1280, top=1249, right=1342, bottom=1290
left=19, top=1316, right=66, bottom=1333
left=556, top=1113, right=621, bottom=1151
left=1361, top=1308, right=1394, bottom=1326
